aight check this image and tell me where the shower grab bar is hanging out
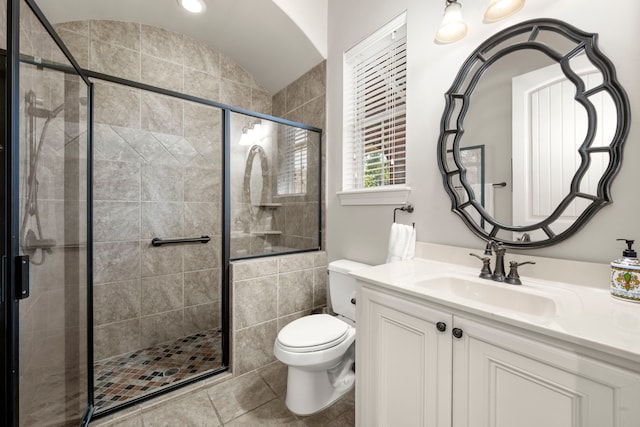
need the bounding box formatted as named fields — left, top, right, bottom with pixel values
left=151, top=235, right=211, bottom=247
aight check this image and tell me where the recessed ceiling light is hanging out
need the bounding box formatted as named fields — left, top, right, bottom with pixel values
left=178, top=0, right=206, bottom=14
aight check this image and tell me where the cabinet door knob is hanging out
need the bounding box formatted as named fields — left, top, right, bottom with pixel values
left=452, top=328, right=463, bottom=339
left=436, top=322, right=447, bottom=332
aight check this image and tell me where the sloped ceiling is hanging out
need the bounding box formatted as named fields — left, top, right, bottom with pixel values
left=34, top=0, right=326, bottom=94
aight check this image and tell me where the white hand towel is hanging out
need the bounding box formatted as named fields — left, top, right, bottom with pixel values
left=386, top=223, right=416, bottom=263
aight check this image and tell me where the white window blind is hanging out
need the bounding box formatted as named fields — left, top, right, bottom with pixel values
left=277, top=126, right=308, bottom=195
left=343, top=13, right=407, bottom=191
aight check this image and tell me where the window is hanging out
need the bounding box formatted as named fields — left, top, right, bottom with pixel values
left=277, top=126, right=308, bottom=195
left=343, top=13, right=407, bottom=192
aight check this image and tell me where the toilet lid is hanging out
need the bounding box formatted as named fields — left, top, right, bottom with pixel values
left=277, top=314, right=351, bottom=352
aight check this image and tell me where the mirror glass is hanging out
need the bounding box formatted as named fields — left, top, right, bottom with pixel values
left=438, top=19, right=630, bottom=248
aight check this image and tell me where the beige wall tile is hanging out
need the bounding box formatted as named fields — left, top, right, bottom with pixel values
left=313, top=266, right=328, bottom=308
left=141, top=54, right=183, bottom=93
left=94, top=280, right=141, bottom=325
left=233, top=321, right=277, bottom=375
left=278, top=269, right=314, bottom=316
left=184, top=167, right=219, bottom=202
left=184, top=102, right=220, bottom=140
left=93, top=123, right=142, bottom=162
left=141, top=273, right=183, bottom=316
left=94, top=319, right=140, bottom=360
left=234, top=276, right=277, bottom=329
left=184, top=203, right=220, bottom=237
left=141, top=25, right=183, bottom=64
left=94, top=241, right=140, bottom=284
left=141, top=243, right=183, bottom=278
left=183, top=36, right=220, bottom=76
left=140, top=91, right=184, bottom=135
left=90, top=40, right=140, bottom=81
left=272, top=89, right=286, bottom=117
left=55, top=20, right=89, bottom=36
left=93, top=201, right=140, bottom=242
left=220, top=54, right=258, bottom=88
left=220, top=80, right=252, bottom=111
left=140, top=202, right=183, bottom=239
left=184, top=68, right=220, bottom=101
left=303, top=95, right=326, bottom=130
left=278, top=253, right=315, bottom=273
left=141, top=163, right=183, bottom=202
left=91, top=20, right=140, bottom=51
left=184, top=269, right=219, bottom=306
left=184, top=241, right=221, bottom=272
left=184, top=303, right=219, bottom=335
left=93, top=81, right=141, bottom=128
left=57, top=29, right=89, bottom=69
left=231, top=258, right=278, bottom=281
left=251, top=88, right=272, bottom=115
left=140, top=310, right=184, bottom=348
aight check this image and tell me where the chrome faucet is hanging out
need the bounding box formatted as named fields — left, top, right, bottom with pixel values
left=484, top=240, right=506, bottom=282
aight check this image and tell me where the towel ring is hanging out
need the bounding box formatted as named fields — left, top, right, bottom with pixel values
left=393, top=205, right=415, bottom=228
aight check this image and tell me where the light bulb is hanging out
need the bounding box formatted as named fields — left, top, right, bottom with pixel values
left=435, top=2, right=468, bottom=44
left=178, top=0, right=206, bottom=14
left=484, top=0, right=525, bottom=23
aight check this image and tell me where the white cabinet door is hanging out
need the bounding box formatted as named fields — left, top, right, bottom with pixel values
left=357, top=285, right=453, bottom=427
left=453, top=317, right=640, bottom=427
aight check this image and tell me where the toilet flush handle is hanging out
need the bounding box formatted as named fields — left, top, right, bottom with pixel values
left=350, top=297, right=356, bottom=305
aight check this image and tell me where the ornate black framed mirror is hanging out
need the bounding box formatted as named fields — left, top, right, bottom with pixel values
left=437, top=19, right=630, bottom=248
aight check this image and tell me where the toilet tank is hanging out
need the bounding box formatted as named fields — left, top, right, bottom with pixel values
left=328, top=259, right=372, bottom=322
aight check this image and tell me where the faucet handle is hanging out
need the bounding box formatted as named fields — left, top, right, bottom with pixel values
left=469, top=253, right=493, bottom=280
left=505, top=261, right=536, bottom=285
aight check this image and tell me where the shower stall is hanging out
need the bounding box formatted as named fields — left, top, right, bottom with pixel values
left=1, top=0, right=323, bottom=425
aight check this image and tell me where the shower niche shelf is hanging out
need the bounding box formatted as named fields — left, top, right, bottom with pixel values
left=250, top=231, right=283, bottom=236
left=254, top=203, right=282, bottom=208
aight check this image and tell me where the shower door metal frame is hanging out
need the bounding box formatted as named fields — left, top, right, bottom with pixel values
left=1, top=0, right=95, bottom=425
left=81, top=68, right=322, bottom=419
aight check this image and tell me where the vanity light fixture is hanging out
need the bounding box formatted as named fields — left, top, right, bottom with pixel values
left=177, top=0, right=206, bottom=14
left=435, top=0, right=469, bottom=44
left=483, top=0, right=525, bottom=23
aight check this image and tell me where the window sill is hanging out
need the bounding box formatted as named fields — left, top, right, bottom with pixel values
left=337, top=186, right=411, bottom=206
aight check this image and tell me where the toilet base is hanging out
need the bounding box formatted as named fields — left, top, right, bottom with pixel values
left=284, top=363, right=355, bottom=416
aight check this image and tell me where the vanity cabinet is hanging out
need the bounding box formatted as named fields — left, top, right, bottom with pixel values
left=356, top=284, right=640, bottom=427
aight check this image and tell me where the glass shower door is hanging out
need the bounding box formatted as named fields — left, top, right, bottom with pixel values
left=15, top=1, right=91, bottom=425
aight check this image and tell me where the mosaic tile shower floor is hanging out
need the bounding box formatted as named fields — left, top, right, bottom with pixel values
left=94, top=328, right=224, bottom=412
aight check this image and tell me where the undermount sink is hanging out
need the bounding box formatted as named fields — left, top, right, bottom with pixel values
left=412, top=275, right=558, bottom=318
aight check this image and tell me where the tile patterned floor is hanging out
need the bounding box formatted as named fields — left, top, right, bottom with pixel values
left=91, top=361, right=355, bottom=426
left=94, top=329, right=224, bottom=413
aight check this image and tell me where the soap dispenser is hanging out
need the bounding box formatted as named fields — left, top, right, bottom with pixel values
left=610, top=239, right=640, bottom=302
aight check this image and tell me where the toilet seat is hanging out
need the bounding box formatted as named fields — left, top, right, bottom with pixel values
left=277, top=314, right=351, bottom=353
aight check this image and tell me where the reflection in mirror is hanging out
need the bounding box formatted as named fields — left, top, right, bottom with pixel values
left=438, top=19, right=630, bottom=248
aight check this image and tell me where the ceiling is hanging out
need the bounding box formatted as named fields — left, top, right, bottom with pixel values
left=34, top=0, right=326, bottom=94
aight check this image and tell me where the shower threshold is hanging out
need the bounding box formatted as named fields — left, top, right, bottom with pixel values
left=93, top=328, right=223, bottom=413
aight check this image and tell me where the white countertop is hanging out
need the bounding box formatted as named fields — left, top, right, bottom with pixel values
left=351, top=258, right=640, bottom=365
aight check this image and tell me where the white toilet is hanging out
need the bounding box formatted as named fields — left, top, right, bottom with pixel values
left=273, top=259, right=371, bottom=415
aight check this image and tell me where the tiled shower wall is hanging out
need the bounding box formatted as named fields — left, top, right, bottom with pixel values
left=231, top=251, right=328, bottom=375
left=55, top=20, right=274, bottom=361
left=273, top=62, right=327, bottom=250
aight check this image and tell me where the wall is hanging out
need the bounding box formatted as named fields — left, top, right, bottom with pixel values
left=228, top=63, right=328, bottom=373
left=327, top=0, right=640, bottom=265
left=230, top=251, right=328, bottom=375
left=55, top=20, right=273, bottom=360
